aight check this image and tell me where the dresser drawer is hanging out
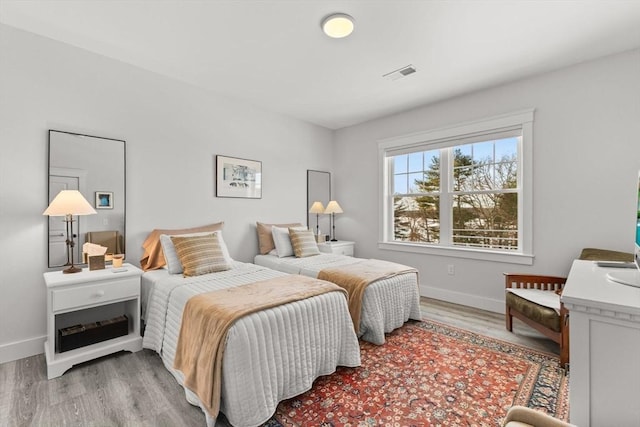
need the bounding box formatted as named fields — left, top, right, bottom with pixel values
left=338, top=246, right=354, bottom=256
left=318, top=242, right=355, bottom=256
left=331, top=245, right=353, bottom=256
left=52, top=277, right=139, bottom=312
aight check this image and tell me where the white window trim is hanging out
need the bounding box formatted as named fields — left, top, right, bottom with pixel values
left=378, top=109, right=535, bottom=265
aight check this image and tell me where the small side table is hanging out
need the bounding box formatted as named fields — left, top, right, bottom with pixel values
left=318, top=240, right=355, bottom=257
left=43, top=264, right=143, bottom=379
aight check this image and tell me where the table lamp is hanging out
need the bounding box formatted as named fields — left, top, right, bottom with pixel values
left=44, top=190, right=97, bottom=273
left=324, top=200, right=343, bottom=241
left=309, top=201, right=325, bottom=236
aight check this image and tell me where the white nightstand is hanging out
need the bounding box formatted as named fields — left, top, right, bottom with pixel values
left=318, top=240, right=355, bottom=257
left=43, top=264, right=143, bottom=379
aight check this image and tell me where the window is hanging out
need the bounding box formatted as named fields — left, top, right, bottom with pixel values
left=378, top=110, right=534, bottom=264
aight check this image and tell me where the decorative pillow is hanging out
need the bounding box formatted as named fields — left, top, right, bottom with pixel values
left=289, top=228, right=321, bottom=258
left=161, top=230, right=232, bottom=274
left=140, top=222, right=224, bottom=271
left=170, top=234, right=231, bottom=277
left=256, top=222, right=303, bottom=255
left=272, top=226, right=307, bottom=258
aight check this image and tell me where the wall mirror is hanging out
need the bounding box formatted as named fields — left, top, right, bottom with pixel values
left=48, top=130, right=126, bottom=268
left=307, top=170, right=331, bottom=238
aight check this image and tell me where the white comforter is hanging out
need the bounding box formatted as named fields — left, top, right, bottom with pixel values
left=142, top=262, right=361, bottom=427
left=254, top=253, right=422, bottom=344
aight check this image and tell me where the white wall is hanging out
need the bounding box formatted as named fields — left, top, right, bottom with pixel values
left=0, top=25, right=333, bottom=363
left=333, top=49, right=640, bottom=312
left=2, top=23, right=638, bottom=365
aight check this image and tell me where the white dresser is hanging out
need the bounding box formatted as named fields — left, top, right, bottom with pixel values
left=561, top=260, right=640, bottom=426
left=43, top=264, right=143, bottom=379
left=318, top=240, right=355, bottom=256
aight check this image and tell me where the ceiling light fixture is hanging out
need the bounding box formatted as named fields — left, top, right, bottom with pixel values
left=321, top=13, right=355, bottom=38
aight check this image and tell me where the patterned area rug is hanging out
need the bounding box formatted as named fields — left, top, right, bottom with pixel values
left=264, top=320, right=568, bottom=426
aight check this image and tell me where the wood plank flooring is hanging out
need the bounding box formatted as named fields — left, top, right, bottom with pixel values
left=419, top=297, right=559, bottom=354
left=0, top=298, right=559, bottom=427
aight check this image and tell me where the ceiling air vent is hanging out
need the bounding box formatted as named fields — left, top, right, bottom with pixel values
left=383, top=64, right=417, bottom=81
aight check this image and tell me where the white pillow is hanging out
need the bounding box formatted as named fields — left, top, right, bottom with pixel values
left=271, top=226, right=306, bottom=258
left=160, top=230, right=233, bottom=274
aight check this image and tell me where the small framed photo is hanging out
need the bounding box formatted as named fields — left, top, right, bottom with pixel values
left=88, top=255, right=106, bottom=271
left=216, top=155, right=262, bottom=199
left=95, top=191, right=113, bottom=209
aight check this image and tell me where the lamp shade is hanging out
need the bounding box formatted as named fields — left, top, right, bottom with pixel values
left=324, top=200, right=343, bottom=214
left=43, top=190, right=97, bottom=216
left=309, top=201, right=325, bottom=214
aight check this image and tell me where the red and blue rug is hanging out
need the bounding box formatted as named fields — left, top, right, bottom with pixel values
left=265, top=320, right=568, bottom=426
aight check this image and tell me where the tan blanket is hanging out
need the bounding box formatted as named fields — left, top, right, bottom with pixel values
left=173, top=274, right=346, bottom=420
left=318, top=259, right=418, bottom=333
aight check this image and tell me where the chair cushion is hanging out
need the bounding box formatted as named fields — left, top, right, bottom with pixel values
left=579, top=247, right=633, bottom=262
left=502, top=405, right=574, bottom=427
left=504, top=422, right=534, bottom=427
left=506, top=292, right=561, bottom=332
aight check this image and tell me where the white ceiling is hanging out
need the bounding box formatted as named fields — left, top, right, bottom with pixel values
left=2, top=1, right=640, bottom=129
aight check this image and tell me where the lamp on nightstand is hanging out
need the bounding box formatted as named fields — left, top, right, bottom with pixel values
left=309, top=201, right=325, bottom=237
left=324, top=200, right=343, bottom=242
left=44, top=190, right=97, bottom=274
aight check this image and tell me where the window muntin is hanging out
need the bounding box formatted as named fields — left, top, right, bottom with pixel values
left=389, top=136, right=520, bottom=252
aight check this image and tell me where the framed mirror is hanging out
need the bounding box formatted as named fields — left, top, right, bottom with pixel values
left=48, top=130, right=126, bottom=268
left=307, top=170, right=331, bottom=239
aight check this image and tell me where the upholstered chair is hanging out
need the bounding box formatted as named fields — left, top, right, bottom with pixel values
left=502, top=406, right=575, bottom=427
left=505, top=247, right=635, bottom=369
left=504, top=274, right=568, bottom=367
left=86, top=230, right=123, bottom=255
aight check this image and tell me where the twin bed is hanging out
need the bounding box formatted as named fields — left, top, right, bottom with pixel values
left=254, top=252, right=421, bottom=344
left=139, top=222, right=421, bottom=427
left=142, top=262, right=360, bottom=427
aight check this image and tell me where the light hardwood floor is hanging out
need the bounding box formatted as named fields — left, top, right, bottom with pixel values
left=0, top=298, right=559, bottom=427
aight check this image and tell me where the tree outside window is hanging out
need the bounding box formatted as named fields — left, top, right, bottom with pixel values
left=392, top=137, right=519, bottom=251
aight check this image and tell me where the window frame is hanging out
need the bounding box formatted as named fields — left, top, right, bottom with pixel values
left=378, top=109, right=534, bottom=265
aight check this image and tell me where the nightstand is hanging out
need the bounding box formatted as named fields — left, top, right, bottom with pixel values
left=318, top=240, right=355, bottom=257
left=43, top=264, right=143, bottom=379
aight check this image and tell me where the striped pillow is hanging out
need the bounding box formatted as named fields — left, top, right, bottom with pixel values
left=160, top=230, right=233, bottom=274
left=256, top=222, right=303, bottom=254
left=272, top=226, right=307, bottom=258
left=289, top=228, right=320, bottom=258
left=171, top=233, right=231, bottom=277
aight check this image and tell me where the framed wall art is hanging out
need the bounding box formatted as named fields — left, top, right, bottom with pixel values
left=216, top=155, right=262, bottom=199
left=95, top=191, right=113, bottom=209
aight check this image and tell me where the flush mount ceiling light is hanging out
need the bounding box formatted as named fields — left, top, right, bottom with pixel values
left=321, top=13, right=355, bottom=38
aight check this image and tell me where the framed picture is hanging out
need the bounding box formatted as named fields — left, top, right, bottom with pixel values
left=216, top=155, right=262, bottom=199
left=95, top=191, right=113, bottom=209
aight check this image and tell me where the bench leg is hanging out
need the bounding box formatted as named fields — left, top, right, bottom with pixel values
left=560, top=342, right=569, bottom=369
left=506, top=306, right=513, bottom=332
left=560, top=317, right=570, bottom=369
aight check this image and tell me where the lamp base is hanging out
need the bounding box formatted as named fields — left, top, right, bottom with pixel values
left=63, top=265, right=82, bottom=274
left=330, top=238, right=338, bottom=242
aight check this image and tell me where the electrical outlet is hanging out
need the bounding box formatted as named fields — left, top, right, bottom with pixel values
left=447, top=264, right=455, bottom=275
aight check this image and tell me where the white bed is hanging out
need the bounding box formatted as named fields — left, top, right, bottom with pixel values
left=142, top=261, right=361, bottom=427
left=254, top=253, right=421, bottom=345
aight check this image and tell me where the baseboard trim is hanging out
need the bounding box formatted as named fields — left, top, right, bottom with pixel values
left=0, top=335, right=45, bottom=364
left=0, top=290, right=502, bottom=364
left=420, top=284, right=504, bottom=314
